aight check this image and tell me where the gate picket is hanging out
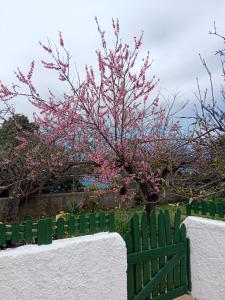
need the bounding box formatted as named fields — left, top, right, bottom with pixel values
left=180, top=223, right=187, bottom=286
left=125, top=231, right=135, bottom=300
left=173, top=209, right=181, bottom=288
left=158, top=211, right=166, bottom=294
left=149, top=210, right=158, bottom=297
left=141, top=213, right=150, bottom=291
left=132, top=213, right=142, bottom=295
left=164, top=210, right=173, bottom=291
left=56, top=218, right=65, bottom=239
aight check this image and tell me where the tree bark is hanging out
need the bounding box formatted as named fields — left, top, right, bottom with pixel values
left=124, top=164, right=159, bottom=216
left=137, top=180, right=159, bottom=217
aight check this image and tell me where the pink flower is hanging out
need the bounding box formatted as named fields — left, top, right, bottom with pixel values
left=59, top=32, right=64, bottom=47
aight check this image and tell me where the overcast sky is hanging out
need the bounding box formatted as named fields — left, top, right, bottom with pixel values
left=0, top=0, right=225, bottom=119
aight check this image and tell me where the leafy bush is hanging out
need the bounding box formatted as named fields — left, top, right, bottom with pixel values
left=114, top=207, right=144, bottom=236
left=66, top=202, right=83, bottom=215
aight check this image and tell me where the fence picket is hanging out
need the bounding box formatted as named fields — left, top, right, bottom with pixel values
left=217, top=202, right=225, bottom=218
left=89, top=213, right=96, bottom=234
left=68, top=215, right=76, bottom=236
left=12, top=223, right=20, bottom=244
left=79, top=214, right=86, bottom=234
left=37, top=219, right=45, bottom=245
left=201, top=200, right=207, bottom=215
left=45, top=219, right=52, bottom=244
left=193, top=201, right=199, bottom=214
left=99, top=212, right=105, bottom=231
left=85, top=214, right=90, bottom=233
left=209, top=202, right=216, bottom=217
left=187, top=238, right=192, bottom=291
left=24, top=220, right=33, bottom=243
left=132, top=213, right=142, bottom=295
left=186, top=204, right=191, bottom=216
left=109, top=212, right=115, bottom=232
left=149, top=210, right=158, bottom=297
left=0, top=224, right=6, bottom=246
left=56, top=218, right=65, bottom=239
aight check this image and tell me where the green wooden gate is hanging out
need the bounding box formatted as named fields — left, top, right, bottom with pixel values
left=124, top=209, right=191, bottom=300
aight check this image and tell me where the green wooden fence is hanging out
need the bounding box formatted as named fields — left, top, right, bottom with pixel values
left=186, top=200, right=225, bottom=219
left=124, top=209, right=191, bottom=300
left=0, top=212, right=115, bottom=248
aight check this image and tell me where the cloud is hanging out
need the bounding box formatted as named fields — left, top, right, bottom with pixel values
left=0, top=0, right=224, bottom=119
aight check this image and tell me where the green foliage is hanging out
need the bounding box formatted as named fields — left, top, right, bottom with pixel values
left=0, top=114, right=36, bottom=148
left=66, top=201, right=83, bottom=215
left=114, top=207, right=145, bottom=235
left=115, top=210, right=131, bottom=235
left=86, top=183, right=98, bottom=192
left=0, top=114, right=37, bottom=198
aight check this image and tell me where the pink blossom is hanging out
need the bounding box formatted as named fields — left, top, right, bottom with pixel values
left=59, top=32, right=64, bottom=47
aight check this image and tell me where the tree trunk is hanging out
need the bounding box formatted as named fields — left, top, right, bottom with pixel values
left=145, top=193, right=159, bottom=216
left=124, top=164, right=160, bottom=217
left=137, top=180, right=159, bottom=218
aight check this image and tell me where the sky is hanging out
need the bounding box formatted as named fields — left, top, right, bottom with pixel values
left=0, top=0, right=225, bottom=120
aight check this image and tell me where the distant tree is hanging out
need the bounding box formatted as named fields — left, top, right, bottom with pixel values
left=195, top=23, right=225, bottom=136
left=171, top=23, right=225, bottom=201
left=194, top=24, right=225, bottom=198
left=0, top=113, right=78, bottom=221
left=0, top=114, right=35, bottom=145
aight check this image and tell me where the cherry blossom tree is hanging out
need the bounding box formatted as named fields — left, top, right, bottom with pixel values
left=0, top=18, right=181, bottom=214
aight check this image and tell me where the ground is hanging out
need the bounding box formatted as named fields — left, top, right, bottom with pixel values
left=175, top=294, right=196, bottom=300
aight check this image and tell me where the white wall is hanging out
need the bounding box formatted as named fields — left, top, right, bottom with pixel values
left=0, top=232, right=127, bottom=300
left=184, top=216, right=225, bottom=300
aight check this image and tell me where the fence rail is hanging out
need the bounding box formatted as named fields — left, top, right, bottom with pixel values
left=0, top=212, right=115, bottom=247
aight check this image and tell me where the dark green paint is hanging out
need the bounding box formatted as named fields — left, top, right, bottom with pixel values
left=126, top=209, right=191, bottom=300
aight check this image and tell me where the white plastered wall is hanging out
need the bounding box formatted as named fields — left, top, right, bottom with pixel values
left=184, top=216, right=225, bottom=300
left=0, top=232, right=127, bottom=300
